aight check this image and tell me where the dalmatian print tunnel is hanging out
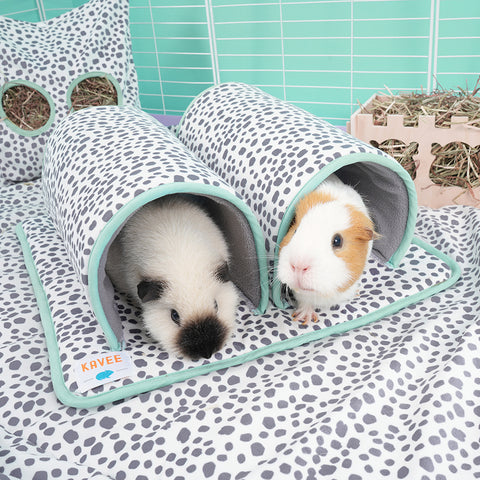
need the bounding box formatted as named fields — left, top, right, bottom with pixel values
left=177, top=82, right=420, bottom=308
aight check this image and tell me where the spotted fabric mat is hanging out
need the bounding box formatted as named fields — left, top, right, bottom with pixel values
left=17, top=207, right=454, bottom=407
left=15, top=95, right=456, bottom=410
left=1, top=179, right=478, bottom=479
left=15, top=98, right=458, bottom=408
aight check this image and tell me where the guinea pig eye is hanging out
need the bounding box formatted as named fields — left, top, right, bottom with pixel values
left=214, top=300, right=218, bottom=312
left=170, top=309, right=181, bottom=326
left=214, top=262, right=230, bottom=283
left=332, top=233, right=343, bottom=249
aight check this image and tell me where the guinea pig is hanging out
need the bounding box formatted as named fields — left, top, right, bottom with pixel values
left=277, top=174, right=378, bottom=325
left=105, top=196, right=239, bottom=360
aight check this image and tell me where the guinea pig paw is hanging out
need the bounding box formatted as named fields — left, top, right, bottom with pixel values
left=292, top=308, right=318, bottom=325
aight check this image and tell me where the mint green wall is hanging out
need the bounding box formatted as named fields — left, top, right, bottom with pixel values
left=2, top=0, right=479, bottom=124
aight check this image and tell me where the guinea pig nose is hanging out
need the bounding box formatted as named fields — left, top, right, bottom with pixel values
left=291, top=261, right=311, bottom=283
left=178, top=316, right=228, bottom=360
left=291, top=263, right=310, bottom=273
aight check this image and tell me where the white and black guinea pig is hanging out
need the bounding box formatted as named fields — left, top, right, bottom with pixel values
left=105, top=196, right=239, bottom=360
left=277, top=174, right=378, bottom=325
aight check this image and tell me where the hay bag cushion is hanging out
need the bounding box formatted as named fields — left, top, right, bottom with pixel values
left=0, top=0, right=139, bottom=183
left=176, top=82, right=421, bottom=307
left=17, top=105, right=269, bottom=407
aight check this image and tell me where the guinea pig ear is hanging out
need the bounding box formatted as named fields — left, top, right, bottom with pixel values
left=348, top=206, right=380, bottom=243
left=214, top=262, right=230, bottom=283
left=355, top=226, right=379, bottom=242
left=279, top=215, right=300, bottom=250
left=137, top=279, right=168, bottom=303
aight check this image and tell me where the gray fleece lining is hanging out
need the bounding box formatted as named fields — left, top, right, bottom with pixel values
left=336, top=161, right=410, bottom=264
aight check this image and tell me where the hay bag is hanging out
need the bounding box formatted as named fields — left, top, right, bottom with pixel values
left=176, top=82, right=421, bottom=307
left=0, top=0, right=139, bottom=182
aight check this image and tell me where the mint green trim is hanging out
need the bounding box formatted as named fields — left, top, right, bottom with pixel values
left=271, top=152, right=418, bottom=308
left=17, top=217, right=460, bottom=408
left=0, top=80, right=55, bottom=136
left=15, top=222, right=83, bottom=407
left=66, top=72, right=123, bottom=111
left=88, top=182, right=270, bottom=351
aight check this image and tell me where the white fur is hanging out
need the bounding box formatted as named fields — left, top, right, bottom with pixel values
left=277, top=174, right=373, bottom=323
left=106, top=196, right=239, bottom=356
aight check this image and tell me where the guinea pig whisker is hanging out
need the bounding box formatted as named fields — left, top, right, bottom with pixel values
left=269, top=276, right=286, bottom=292
left=283, top=285, right=296, bottom=307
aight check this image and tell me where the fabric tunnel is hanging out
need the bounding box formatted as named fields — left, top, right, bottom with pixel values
left=0, top=0, right=139, bottom=183
left=41, top=105, right=269, bottom=348
left=176, top=82, right=419, bottom=307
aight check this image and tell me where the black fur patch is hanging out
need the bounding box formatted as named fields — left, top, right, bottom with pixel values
left=177, top=316, right=227, bottom=360
left=214, top=262, right=230, bottom=283
left=137, top=279, right=168, bottom=303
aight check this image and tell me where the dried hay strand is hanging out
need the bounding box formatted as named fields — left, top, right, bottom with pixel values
left=1, top=76, right=118, bottom=131
left=431, top=142, right=480, bottom=189
left=70, top=76, right=118, bottom=111
left=360, top=77, right=480, bottom=189
left=360, top=77, right=480, bottom=128
left=1, top=84, right=50, bottom=131
left=370, top=139, right=419, bottom=179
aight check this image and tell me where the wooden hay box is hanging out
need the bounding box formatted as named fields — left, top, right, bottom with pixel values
left=347, top=94, right=480, bottom=208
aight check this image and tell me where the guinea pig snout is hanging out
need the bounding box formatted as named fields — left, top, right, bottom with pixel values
left=177, top=316, right=228, bottom=360
left=279, top=251, right=315, bottom=292
left=289, top=259, right=314, bottom=290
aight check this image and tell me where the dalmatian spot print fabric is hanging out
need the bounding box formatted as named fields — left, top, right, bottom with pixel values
left=41, top=105, right=233, bottom=292
left=1, top=178, right=480, bottom=478
left=20, top=89, right=456, bottom=408
left=0, top=0, right=139, bottom=182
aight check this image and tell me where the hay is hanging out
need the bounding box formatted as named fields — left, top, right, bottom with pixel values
left=361, top=78, right=480, bottom=128
left=370, top=139, right=419, bottom=180
left=360, top=78, right=480, bottom=189
left=1, top=76, right=118, bottom=131
left=431, top=142, right=480, bottom=188
left=70, top=76, right=118, bottom=111
left=1, top=84, right=50, bottom=131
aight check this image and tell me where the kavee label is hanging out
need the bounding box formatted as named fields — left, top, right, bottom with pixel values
left=74, top=351, right=135, bottom=393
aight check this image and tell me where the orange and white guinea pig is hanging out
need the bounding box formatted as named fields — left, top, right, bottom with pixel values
left=277, top=174, right=378, bottom=324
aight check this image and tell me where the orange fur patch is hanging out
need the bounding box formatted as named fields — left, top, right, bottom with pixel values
left=280, top=190, right=334, bottom=250
left=336, top=205, right=376, bottom=292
